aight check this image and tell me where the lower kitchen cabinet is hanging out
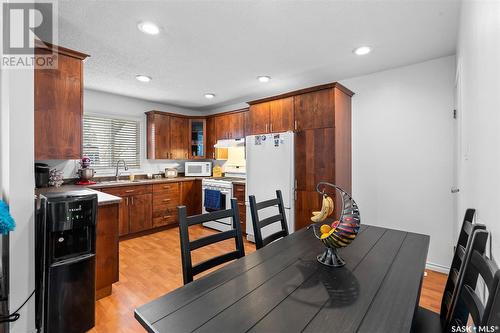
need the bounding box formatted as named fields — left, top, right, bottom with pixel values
left=295, top=190, right=322, bottom=231
left=233, top=183, right=246, bottom=235
left=129, top=193, right=153, bottom=233
left=181, top=180, right=202, bottom=216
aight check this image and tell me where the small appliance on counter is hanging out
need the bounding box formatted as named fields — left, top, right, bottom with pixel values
left=76, top=156, right=97, bottom=185
left=164, top=163, right=180, bottom=178
left=35, top=163, right=50, bottom=188
left=212, top=164, right=222, bottom=178
left=185, top=161, right=212, bottom=177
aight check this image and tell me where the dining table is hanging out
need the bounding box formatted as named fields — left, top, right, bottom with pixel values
left=134, top=223, right=430, bottom=333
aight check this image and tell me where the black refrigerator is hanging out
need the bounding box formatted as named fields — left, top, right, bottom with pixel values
left=35, top=191, right=97, bottom=333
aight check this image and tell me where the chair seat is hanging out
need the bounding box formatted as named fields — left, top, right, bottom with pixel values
left=413, top=306, right=443, bottom=333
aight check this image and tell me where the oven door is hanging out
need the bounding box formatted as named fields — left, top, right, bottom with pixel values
left=202, top=187, right=233, bottom=231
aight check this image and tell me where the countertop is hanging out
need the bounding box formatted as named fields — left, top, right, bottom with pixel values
left=87, top=176, right=206, bottom=189
left=36, top=185, right=122, bottom=206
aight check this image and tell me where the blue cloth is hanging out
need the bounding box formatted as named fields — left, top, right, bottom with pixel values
left=204, top=189, right=222, bottom=211
left=0, top=200, right=15, bottom=235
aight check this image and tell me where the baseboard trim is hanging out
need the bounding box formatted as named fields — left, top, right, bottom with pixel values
left=426, top=262, right=450, bottom=274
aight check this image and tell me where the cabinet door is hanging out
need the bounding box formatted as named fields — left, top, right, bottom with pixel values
left=118, top=198, right=130, bottom=236
left=248, top=103, right=270, bottom=135
left=147, top=113, right=170, bottom=159
left=227, top=112, right=246, bottom=139
left=180, top=180, right=202, bottom=216
left=215, top=115, right=229, bottom=140
left=295, top=128, right=335, bottom=191
left=189, top=119, right=206, bottom=158
left=270, top=97, right=294, bottom=133
left=294, top=89, right=334, bottom=130
left=295, top=190, right=322, bottom=231
left=129, top=193, right=152, bottom=233
left=169, top=116, right=189, bottom=159
left=35, top=53, right=83, bottom=159
left=206, top=117, right=216, bottom=159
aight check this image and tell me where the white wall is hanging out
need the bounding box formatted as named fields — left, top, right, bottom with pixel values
left=456, top=0, right=500, bottom=262
left=340, top=56, right=457, bottom=270
left=1, top=42, right=36, bottom=333
left=38, top=89, right=209, bottom=178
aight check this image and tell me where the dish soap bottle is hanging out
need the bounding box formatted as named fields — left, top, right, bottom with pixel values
left=212, top=164, right=222, bottom=178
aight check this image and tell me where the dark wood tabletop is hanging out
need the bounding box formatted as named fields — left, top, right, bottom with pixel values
left=135, top=224, right=429, bottom=333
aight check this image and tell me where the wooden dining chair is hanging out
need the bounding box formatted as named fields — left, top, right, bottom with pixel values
left=249, top=190, right=289, bottom=250
left=178, top=198, right=245, bottom=285
left=448, top=230, right=500, bottom=330
left=413, top=227, right=489, bottom=332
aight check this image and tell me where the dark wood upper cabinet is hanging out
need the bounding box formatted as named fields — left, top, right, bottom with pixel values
left=269, top=97, right=294, bottom=133
left=227, top=111, right=246, bottom=139
left=294, top=89, right=334, bottom=131
left=146, top=112, right=171, bottom=159
left=189, top=119, right=206, bottom=159
left=248, top=102, right=270, bottom=135
left=169, top=116, right=189, bottom=159
left=215, top=114, right=230, bottom=140
left=206, top=117, right=216, bottom=159
left=34, top=45, right=89, bottom=160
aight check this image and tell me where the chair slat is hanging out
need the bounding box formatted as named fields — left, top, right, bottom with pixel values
left=463, top=221, right=473, bottom=235
left=190, top=230, right=237, bottom=251
left=186, top=209, right=235, bottom=226
left=450, top=268, right=459, bottom=287
left=259, top=214, right=283, bottom=228
left=461, top=284, right=485, bottom=325
left=192, top=250, right=242, bottom=276
left=262, top=230, right=288, bottom=247
left=470, top=250, right=497, bottom=290
left=255, top=198, right=279, bottom=210
left=457, top=244, right=466, bottom=261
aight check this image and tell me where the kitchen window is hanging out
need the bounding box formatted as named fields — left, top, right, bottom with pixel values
left=82, top=115, right=140, bottom=169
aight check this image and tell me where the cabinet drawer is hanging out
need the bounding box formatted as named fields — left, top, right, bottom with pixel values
left=238, top=203, right=246, bottom=223
left=233, top=184, right=246, bottom=202
left=153, top=214, right=177, bottom=228
left=153, top=192, right=180, bottom=207
left=153, top=182, right=180, bottom=194
left=101, top=185, right=152, bottom=197
left=153, top=205, right=177, bottom=217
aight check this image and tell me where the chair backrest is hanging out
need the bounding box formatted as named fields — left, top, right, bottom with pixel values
left=178, top=198, right=245, bottom=285
left=441, top=209, right=486, bottom=323
left=249, top=190, right=289, bottom=250
left=448, top=230, right=500, bottom=329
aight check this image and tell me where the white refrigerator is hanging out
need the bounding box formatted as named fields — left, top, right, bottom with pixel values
left=245, top=131, right=295, bottom=241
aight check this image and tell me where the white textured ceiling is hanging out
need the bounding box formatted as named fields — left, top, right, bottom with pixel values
left=58, top=0, right=460, bottom=111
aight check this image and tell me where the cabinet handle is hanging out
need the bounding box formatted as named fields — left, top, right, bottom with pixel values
left=125, top=190, right=135, bottom=193
left=162, top=199, right=171, bottom=202
left=163, top=186, right=170, bottom=189
left=265, top=123, right=268, bottom=132
left=125, top=197, right=129, bottom=205
left=236, top=188, right=244, bottom=192
left=212, top=152, right=215, bottom=159
left=294, top=120, right=297, bottom=130
left=270, top=123, right=273, bottom=132
left=163, top=215, right=172, bottom=219
left=131, top=197, right=134, bottom=204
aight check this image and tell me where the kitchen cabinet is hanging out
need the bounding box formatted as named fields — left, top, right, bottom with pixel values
left=146, top=112, right=189, bottom=159
left=180, top=180, right=202, bottom=216
left=169, top=116, right=190, bottom=159
left=233, top=183, right=246, bottom=235
left=152, top=182, right=180, bottom=228
left=214, top=110, right=247, bottom=140
left=206, top=117, right=216, bottom=159
left=95, top=203, right=119, bottom=299
left=189, top=119, right=206, bottom=158
left=146, top=112, right=171, bottom=159
left=101, top=185, right=153, bottom=236
left=34, top=44, right=89, bottom=159
left=248, top=98, right=293, bottom=135
left=294, top=88, right=334, bottom=130
left=294, top=190, right=322, bottom=231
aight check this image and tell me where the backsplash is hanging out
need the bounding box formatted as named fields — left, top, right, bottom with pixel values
left=36, top=159, right=211, bottom=179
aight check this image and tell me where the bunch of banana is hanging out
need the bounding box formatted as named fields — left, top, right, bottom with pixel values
left=310, top=194, right=334, bottom=222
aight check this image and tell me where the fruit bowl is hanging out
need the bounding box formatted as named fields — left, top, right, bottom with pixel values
left=308, top=182, right=361, bottom=267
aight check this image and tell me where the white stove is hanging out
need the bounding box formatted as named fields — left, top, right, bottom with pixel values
left=201, top=177, right=245, bottom=231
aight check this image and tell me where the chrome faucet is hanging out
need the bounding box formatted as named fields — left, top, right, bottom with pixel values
left=115, top=160, right=128, bottom=181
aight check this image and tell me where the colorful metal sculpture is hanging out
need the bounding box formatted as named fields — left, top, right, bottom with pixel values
left=309, top=182, right=361, bottom=267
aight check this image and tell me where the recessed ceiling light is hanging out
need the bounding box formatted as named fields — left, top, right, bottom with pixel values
left=137, top=21, right=160, bottom=35
left=353, top=46, right=371, bottom=56
left=257, top=76, right=271, bottom=83
left=136, top=74, right=152, bottom=82
left=204, top=93, right=215, bottom=99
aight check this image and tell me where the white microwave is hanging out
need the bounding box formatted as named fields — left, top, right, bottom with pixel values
left=185, top=162, right=212, bottom=177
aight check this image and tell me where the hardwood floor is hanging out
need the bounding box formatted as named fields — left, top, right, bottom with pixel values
left=91, top=226, right=447, bottom=332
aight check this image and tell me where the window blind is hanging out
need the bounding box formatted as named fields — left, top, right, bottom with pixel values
left=83, top=115, right=140, bottom=169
